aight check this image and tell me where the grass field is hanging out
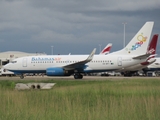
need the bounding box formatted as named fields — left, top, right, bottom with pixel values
left=0, top=78, right=160, bottom=120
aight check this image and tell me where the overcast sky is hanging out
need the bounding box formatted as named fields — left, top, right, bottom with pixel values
left=0, top=0, right=160, bottom=55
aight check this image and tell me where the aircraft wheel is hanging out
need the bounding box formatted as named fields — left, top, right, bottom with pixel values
left=79, top=75, right=83, bottom=79
left=74, top=74, right=79, bottom=79
left=74, top=74, right=83, bottom=79
left=20, top=74, right=24, bottom=79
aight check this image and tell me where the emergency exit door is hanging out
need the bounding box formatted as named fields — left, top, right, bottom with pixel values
left=117, top=57, right=122, bottom=66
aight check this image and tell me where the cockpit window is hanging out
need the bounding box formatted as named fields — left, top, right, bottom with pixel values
left=11, top=61, right=17, bottom=63
left=155, top=63, right=160, bottom=65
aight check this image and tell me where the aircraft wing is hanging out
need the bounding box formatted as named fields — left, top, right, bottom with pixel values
left=63, top=48, right=96, bottom=70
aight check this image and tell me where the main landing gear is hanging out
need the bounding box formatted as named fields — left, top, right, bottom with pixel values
left=74, top=73, right=83, bottom=79
left=20, top=74, right=24, bottom=79
left=123, top=71, right=137, bottom=77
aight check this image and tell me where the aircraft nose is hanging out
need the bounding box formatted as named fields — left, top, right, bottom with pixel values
left=3, top=63, right=11, bottom=70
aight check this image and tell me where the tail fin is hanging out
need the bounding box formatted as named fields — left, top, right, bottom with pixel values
left=145, top=34, right=159, bottom=61
left=110, top=22, right=154, bottom=55
left=99, top=43, right=112, bottom=55
left=147, top=34, right=158, bottom=55
left=140, top=34, right=158, bottom=65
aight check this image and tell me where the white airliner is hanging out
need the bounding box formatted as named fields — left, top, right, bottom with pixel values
left=3, top=22, right=154, bottom=79
left=99, top=43, right=112, bottom=55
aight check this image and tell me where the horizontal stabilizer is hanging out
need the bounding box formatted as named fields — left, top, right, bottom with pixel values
left=132, top=54, right=151, bottom=59
left=141, top=58, right=156, bottom=66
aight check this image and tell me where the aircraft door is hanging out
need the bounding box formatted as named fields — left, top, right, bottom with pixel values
left=23, top=58, right=27, bottom=67
left=117, top=57, right=122, bottom=66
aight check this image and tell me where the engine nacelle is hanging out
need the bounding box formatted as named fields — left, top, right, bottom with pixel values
left=46, top=67, right=72, bottom=76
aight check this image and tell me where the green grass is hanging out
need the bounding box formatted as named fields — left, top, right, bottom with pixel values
left=0, top=78, right=160, bottom=120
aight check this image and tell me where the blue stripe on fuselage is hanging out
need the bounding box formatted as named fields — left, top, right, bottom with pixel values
left=10, top=70, right=46, bottom=75
left=10, top=69, right=118, bottom=75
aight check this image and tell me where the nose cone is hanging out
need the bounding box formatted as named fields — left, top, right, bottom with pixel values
left=3, top=63, right=12, bottom=70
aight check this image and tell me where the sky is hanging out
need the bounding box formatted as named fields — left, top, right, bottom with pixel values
left=0, top=0, right=160, bottom=55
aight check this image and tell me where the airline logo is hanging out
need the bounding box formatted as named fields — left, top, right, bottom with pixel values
left=102, top=46, right=111, bottom=53
left=32, top=57, right=61, bottom=61
left=32, top=57, right=54, bottom=61
left=131, top=34, right=147, bottom=50
left=126, top=33, right=147, bottom=52
left=147, top=48, right=155, bottom=54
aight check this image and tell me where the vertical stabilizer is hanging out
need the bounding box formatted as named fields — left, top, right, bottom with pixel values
left=147, top=34, right=158, bottom=55
left=140, top=34, right=158, bottom=65
left=111, top=22, right=154, bottom=55
left=99, top=43, right=112, bottom=55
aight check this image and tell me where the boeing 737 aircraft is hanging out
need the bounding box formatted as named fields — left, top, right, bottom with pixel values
left=3, top=22, right=154, bottom=79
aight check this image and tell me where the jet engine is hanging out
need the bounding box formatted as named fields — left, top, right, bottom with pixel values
left=46, top=67, right=72, bottom=76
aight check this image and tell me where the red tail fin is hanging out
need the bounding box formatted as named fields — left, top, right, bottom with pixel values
left=147, top=34, right=158, bottom=54
left=99, top=43, right=112, bottom=55
left=102, top=46, right=112, bottom=54
left=141, top=34, right=159, bottom=65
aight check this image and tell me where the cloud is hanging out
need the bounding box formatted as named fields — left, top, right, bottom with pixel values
left=31, top=30, right=76, bottom=43
left=0, top=0, right=159, bottom=54
left=28, top=0, right=160, bottom=12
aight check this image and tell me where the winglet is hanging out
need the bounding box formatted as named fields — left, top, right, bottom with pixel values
left=86, top=48, right=96, bottom=62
